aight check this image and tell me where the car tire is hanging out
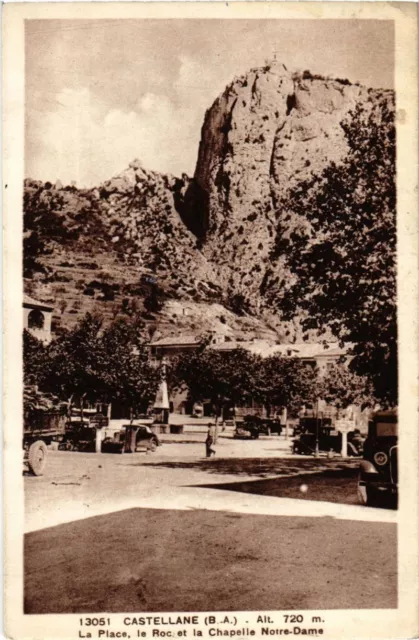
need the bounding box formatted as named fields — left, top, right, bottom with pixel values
left=149, top=439, right=157, bottom=452
left=101, top=438, right=112, bottom=452
left=28, top=440, right=48, bottom=476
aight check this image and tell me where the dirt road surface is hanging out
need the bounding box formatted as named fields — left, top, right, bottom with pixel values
left=24, top=437, right=397, bottom=613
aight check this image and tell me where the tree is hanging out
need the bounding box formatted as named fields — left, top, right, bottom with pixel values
left=37, top=314, right=159, bottom=416
left=272, top=95, right=396, bottom=405
left=23, top=330, right=48, bottom=386
left=98, top=318, right=160, bottom=416
left=256, top=356, right=319, bottom=417
left=173, top=347, right=261, bottom=421
left=43, top=314, right=106, bottom=403
left=318, top=363, right=376, bottom=410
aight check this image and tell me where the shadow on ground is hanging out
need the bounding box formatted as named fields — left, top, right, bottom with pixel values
left=198, top=468, right=362, bottom=505
left=139, top=456, right=359, bottom=478
left=25, top=507, right=397, bottom=614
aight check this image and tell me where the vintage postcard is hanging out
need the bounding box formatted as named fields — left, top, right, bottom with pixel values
left=3, top=3, right=418, bottom=640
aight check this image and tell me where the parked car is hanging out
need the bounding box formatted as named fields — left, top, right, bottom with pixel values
left=101, top=424, right=161, bottom=454
left=60, top=419, right=96, bottom=452
left=234, top=424, right=260, bottom=439
left=135, top=425, right=161, bottom=452
left=293, top=418, right=364, bottom=456
left=234, top=416, right=282, bottom=439
left=358, top=410, right=397, bottom=507
left=242, top=415, right=283, bottom=436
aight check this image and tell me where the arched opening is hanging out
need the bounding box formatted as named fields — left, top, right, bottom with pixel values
left=28, top=309, right=45, bottom=329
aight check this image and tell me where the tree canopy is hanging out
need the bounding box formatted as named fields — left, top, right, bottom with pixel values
left=256, top=356, right=319, bottom=416
left=318, top=362, right=376, bottom=410
left=24, top=314, right=160, bottom=416
left=173, top=347, right=322, bottom=418
left=173, top=347, right=261, bottom=418
left=271, top=95, right=396, bottom=405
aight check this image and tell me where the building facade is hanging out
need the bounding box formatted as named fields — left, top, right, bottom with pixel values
left=23, top=295, right=54, bottom=343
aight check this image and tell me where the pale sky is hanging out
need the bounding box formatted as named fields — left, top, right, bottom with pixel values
left=25, top=19, right=394, bottom=187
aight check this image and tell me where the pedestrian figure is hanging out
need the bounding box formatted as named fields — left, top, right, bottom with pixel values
left=205, top=427, right=216, bottom=458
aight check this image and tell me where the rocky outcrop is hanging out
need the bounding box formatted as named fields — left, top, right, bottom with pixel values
left=24, top=61, right=393, bottom=343
left=189, top=61, right=393, bottom=309
left=23, top=161, right=224, bottom=334
left=98, top=159, right=218, bottom=298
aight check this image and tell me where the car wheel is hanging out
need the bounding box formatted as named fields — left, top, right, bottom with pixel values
left=28, top=441, right=48, bottom=476
left=101, top=438, right=112, bottom=452
left=149, top=439, right=157, bottom=452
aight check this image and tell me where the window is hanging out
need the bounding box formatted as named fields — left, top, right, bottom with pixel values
left=28, top=309, right=45, bottom=329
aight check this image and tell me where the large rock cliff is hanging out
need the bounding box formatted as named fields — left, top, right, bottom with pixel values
left=24, top=60, right=394, bottom=343
left=189, top=61, right=392, bottom=309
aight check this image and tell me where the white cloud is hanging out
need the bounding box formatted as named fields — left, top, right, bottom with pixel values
left=26, top=55, right=233, bottom=187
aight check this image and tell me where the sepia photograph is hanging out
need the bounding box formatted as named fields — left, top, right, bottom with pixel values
left=3, top=3, right=418, bottom=640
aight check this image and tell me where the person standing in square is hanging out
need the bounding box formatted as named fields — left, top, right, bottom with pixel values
left=205, top=426, right=216, bottom=458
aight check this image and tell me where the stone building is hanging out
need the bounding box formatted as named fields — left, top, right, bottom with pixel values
left=149, top=335, right=201, bottom=362
left=23, top=295, right=54, bottom=343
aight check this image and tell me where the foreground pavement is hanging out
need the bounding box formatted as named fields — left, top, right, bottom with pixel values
left=25, top=506, right=396, bottom=613
left=25, top=441, right=397, bottom=532
left=24, top=442, right=397, bottom=612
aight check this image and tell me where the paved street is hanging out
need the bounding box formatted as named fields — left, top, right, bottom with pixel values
left=24, top=436, right=397, bottom=612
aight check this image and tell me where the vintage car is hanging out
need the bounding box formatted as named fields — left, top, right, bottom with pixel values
left=59, top=410, right=110, bottom=452
left=240, top=415, right=283, bottom=437
left=293, top=417, right=364, bottom=456
left=234, top=424, right=261, bottom=439
left=59, top=415, right=98, bottom=451
left=358, top=410, right=398, bottom=507
left=101, top=424, right=161, bottom=453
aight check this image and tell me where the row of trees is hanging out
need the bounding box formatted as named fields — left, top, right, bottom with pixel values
left=170, top=343, right=376, bottom=420
left=24, top=314, right=160, bottom=419
left=24, top=314, right=377, bottom=422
